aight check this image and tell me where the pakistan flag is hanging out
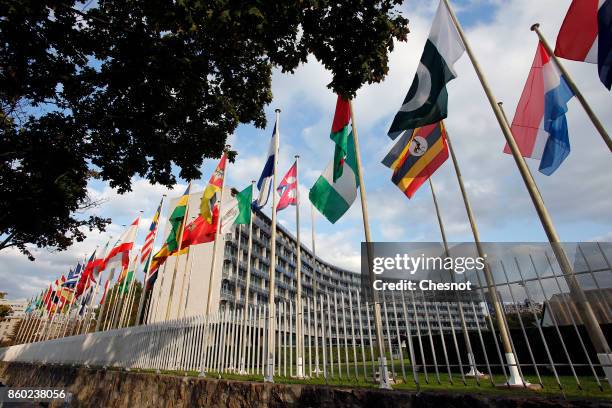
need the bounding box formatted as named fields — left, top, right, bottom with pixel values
left=388, top=1, right=465, bottom=139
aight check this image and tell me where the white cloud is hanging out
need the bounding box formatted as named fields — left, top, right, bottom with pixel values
left=2, top=0, right=611, bottom=300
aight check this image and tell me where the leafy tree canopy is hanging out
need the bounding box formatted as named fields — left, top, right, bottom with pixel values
left=0, top=0, right=409, bottom=259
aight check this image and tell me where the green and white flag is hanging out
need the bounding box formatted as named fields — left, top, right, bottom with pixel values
left=387, top=1, right=465, bottom=139
left=310, top=96, right=359, bottom=224
left=221, top=184, right=253, bottom=233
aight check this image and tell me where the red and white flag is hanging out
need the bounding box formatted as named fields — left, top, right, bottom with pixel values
left=104, top=217, right=140, bottom=271
left=555, top=0, right=612, bottom=89
left=276, top=161, right=298, bottom=212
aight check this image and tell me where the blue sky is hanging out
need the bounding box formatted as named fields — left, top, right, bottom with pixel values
left=1, top=0, right=610, bottom=300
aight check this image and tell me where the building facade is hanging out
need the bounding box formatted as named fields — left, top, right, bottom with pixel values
left=147, top=190, right=488, bottom=335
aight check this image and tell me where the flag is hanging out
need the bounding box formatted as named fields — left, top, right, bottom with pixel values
left=105, top=217, right=140, bottom=270
left=309, top=97, right=359, bottom=224
left=182, top=208, right=219, bottom=248
left=63, top=263, right=82, bottom=288
left=166, top=185, right=190, bottom=252
left=76, top=250, right=96, bottom=297
left=505, top=42, right=575, bottom=175
left=387, top=1, right=465, bottom=139
left=555, top=0, right=612, bottom=89
left=253, top=119, right=279, bottom=209
left=200, top=154, right=227, bottom=224
left=384, top=122, right=449, bottom=199
left=149, top=244, right=171, bottom=277
left=221, top=185, right=253, bottom=233
left=330, top=98, right=352, bottom=181
left=91, top=240, right=111, bottom=283
left=78, top=287, right=93, bottom=316
left=141, top=198, right=163, bottom=263
left=276, top=162, right=298, bottom=212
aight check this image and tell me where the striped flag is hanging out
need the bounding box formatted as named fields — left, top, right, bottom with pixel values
left=505, top=42, right=574, bottom=175
left=383, top=121, right=449, bottom=198
left=555, top=0, right=612, bottom=89
left=141, top=198, right=163, bottom=263
left=253, top=119, right=279, bottom=210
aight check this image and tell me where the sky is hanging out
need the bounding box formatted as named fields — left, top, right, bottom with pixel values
left=1, top=0, right=611, bottom=300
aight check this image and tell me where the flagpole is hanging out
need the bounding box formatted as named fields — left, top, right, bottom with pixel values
left=264, top=110, right=280, bottom=383
left=310, top=199, right=320, bottom=374
left=104, top=271, right=122, bottom=330
left=294, top=155, right=304, bottom=378
left=79, top=278, right=99, bottom=334
left=531, top=23, right=611, bottom=152
left=94, top=278, right=111, bottom=332
left=239, top=180, right=256, bottom=374
left=165, top=181, right=192, bottom=321
left=497, top=101, right=612, bottom=365
left=178, top=216, right=196, bottom=318
left=136, top=196, right=166, bottom=325
left=205, top=149, right=229, bottom=315
left=150, top=260, right=170, bottom=324
left=119, top=257, right=139, bottom=328
left=233, top=224, right=243, bottom=310
left=60, top=291, right=75, bottom=338
left=427, top=176, right=481, bottom=378
left=442, top=0, right=611, bottom=383
left=348, top=99, right=392, bottom=389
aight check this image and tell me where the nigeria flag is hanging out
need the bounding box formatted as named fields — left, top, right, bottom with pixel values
left=310, top=96, right=359, bottom=224
left=388, top=1, right=465, bottom=139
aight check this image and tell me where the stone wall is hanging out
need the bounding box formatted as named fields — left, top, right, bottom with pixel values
left=0, top=362, right=605, bottom=408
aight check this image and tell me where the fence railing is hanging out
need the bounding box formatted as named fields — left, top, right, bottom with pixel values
left=2, top=243, right=612, bottom=394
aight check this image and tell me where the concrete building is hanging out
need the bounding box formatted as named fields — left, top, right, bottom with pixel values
left=147, top=190, right=487, bottom=334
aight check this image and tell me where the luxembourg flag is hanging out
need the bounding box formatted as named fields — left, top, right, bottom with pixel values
left=505, top=42, right=575, bottom=175
left=555, top=0, right=612, bottom=90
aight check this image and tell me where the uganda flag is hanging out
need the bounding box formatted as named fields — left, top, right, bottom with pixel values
left=382, top=121, right=449, bottom=199
left=387, top=1, right=464, bottom=139
left=166, top=185, right=191, bottom=252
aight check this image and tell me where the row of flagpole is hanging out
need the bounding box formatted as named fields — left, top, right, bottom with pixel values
left=12, top=0, right=610, bottom=389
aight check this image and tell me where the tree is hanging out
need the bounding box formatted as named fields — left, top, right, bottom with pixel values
left=0, top=0, right=409, bottom=259
left=0, top=304, right=12, bottom=319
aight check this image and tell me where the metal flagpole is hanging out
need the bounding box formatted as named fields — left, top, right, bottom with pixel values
left=264, top=109, right=280, bottom=383
left=205, top=148, right=229, bottom=315
left=136, top=195, right=167, bottom=325
left=60, top=292, right=75, bottom=338
left=100, top=271, right=118, bottom=331
left=165, top=181, right=192, bottom=321
left=119, top=260, right=138, bottom=328
left=239, top=180, right=256, bottom=374
left=294, top=155, right=304, bottom=378
left=442, top=0, right=611, bottom=385
left=531, top=23, right=611, bottom=152
left=348, top=99, right=391, bottom=389
left=150, top=260, right=170, bottom=324
left=496, top=101, right=612, bottom=379
left=310, top=200, right=321, bottom=375
left=427, top=176, right=482, bottom=378
left=233, top=224, right=243, bottom=309
left=176, top=217, right=196, bottom=319
left=81, top=277, right=101, bottom=334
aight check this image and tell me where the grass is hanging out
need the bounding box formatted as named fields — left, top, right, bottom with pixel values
left=124, top=365, right=612, bottom=400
